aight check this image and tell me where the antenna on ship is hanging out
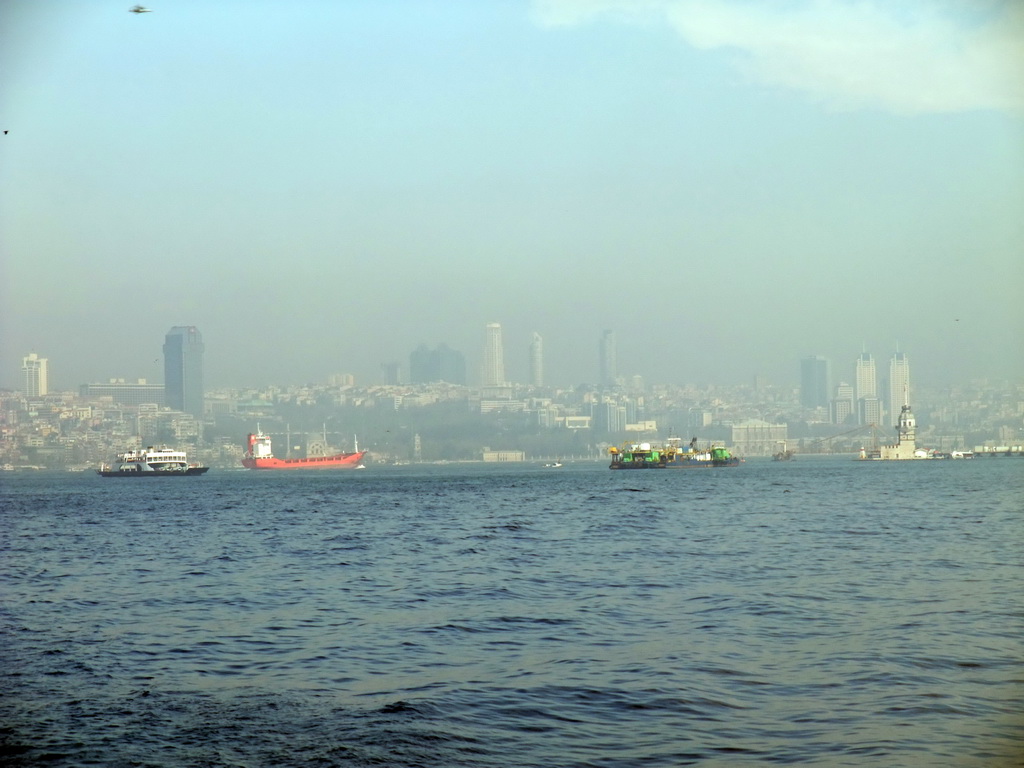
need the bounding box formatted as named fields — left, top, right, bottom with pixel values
left=354, top=434, right=358, bottom=453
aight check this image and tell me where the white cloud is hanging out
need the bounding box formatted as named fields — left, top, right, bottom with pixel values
left=531, top=0, right=1024, bottom=114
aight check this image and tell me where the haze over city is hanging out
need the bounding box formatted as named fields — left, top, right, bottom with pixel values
left=2, top=0, right=1022, bottom=391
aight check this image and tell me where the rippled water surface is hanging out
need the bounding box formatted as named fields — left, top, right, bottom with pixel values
left=2, top=458, right=1022, bottom=766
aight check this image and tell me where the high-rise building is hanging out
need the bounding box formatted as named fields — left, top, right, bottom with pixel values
left=163, top=326, right=205, bottom=418
left=830, top=382, right=854, bottom=424
left=854, top=352, right=876, bottom=400
left=482, top=323, right=506, bottom=387
left=889, top=351, right=911, bottom=427
left=381, top=361, right=401, bottom=385
left=800, top=355, right=830, bottom=409
left=595, top=399, right=626, bottom=434
left=858, top=397, right=883, bottom=427
left=529, top=332, right=543, bottom=387
left=599, top=330, right=617, bottom=388
left=854, top=351, right=878, bottom=425
left=21, top=352, right=49, bottom=397
left=436, top=344, right=466, bottom=384
left=409, top=344, right=466, bottom=385
left=409, top=345, right=432, bottom=384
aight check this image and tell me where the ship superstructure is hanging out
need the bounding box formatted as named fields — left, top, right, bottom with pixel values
left=98, top=446, right=209, bottom=476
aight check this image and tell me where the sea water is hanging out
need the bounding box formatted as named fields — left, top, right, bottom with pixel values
left=2, top=457, right=1021, bottom=767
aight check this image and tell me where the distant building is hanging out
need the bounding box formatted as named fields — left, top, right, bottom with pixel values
left=482, top=323, right=506, bottom=387
left=381, top=361, right=402, bottom=386
left=854, top=352, right=876, bottom=400
left=858, top=397, right=883, bottom=427
left=688, top=410, right=714, bottom=430
left=561, top=416, right=592, bottom=430
left=730, top=419, right=788, bottom=456
left=595, top=400, right=627, bottom=434
left=599, top=330, right=617, bottom=388
left=80, top=379, right=164, bottom=407
left=21, top=353, right=48, bottom=397
left=328, top=373, right=355, bottom=387
left=481, top=450, right=525, bottom=462
left=437, top=346, right=467, bottom=386
left=409, top=346, right=431, bottom=384
left=409, top=344, right=466, bottom=385
left=529, top=332, right=543, bottom=388
left=163, top=326, right=204, bottom=418
left=830, top=382, right=854, bottom=424
left=800, top=355, right=830, bottom=409
left=479, top=398, right=523, bottom=414
left=889, top=351, right=911, bottom=428
left=854, top=351, right=878, bottom=425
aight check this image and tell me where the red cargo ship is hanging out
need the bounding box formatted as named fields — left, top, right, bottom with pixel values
left=242, top=429, right=365, bottom=470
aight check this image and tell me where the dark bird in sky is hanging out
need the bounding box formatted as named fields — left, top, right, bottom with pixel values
left=129, top=5, right=152, bottom=13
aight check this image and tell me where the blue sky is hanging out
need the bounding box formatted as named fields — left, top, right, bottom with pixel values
left=2, top=0, right=1022, bottom=390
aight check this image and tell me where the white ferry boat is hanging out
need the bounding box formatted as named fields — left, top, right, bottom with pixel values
left=98, top=446, right=209, bottom=477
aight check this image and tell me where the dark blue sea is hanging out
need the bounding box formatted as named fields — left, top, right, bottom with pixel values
left=2, top=457, right=1022, bottom=767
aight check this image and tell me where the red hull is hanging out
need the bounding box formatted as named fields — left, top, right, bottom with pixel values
left=241, top=452, right=365, bottom=470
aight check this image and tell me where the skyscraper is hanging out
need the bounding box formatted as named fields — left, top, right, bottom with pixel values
left=830, top=381, right=854, bottom=425
left=889, top=351, right=911, bottom=427
left=381, top=362, right=402, bottom=385
left=409, top=345, right=432, bottom=384
left=854, top=352, right=876, bottom=401
left=800, top=355, right=830, bottom=409
left=409, top=344, right=466, bottom=384
left=163, top=326, right=205, bottom=417
left=529, top=332, right=543, bottom=387
left=482, top=323, right=506, bottom=387
left=854, top=351, right=881, bottom=425
left=599, top=330, right=617, bottom=388
left=437, top=344, right=466, bottom=384
left=21, top=352, right=49, bottom=397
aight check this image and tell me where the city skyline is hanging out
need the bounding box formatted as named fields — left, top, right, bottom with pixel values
left=19, top=332, right=941, bottom=405
left=2, top=2, right=1021, bottom=390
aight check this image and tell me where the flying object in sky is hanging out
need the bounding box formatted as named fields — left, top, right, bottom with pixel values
left=129, top=5, right=152, bottom=13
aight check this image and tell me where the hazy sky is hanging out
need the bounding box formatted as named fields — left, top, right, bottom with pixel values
left=2, top=0, right=1022, bottom=391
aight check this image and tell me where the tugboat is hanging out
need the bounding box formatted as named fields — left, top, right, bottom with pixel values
left=772, top=441, right=796, bottom=461
left=98, top=447, right=209, bottom=477
left=609, top=437, right=739, bottom=469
